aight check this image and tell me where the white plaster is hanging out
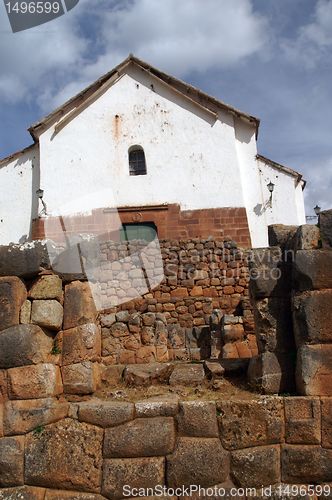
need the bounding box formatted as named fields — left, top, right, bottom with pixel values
left=0, top=147, right=39, bottom=245
left=0, top=63, right=306, bottom=247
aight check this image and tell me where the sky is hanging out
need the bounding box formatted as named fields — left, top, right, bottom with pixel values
left=0, top=0, right=331, bottom=215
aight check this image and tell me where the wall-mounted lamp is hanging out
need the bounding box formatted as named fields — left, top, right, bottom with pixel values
left=314, top=204, right=321, bottom=216
left=267, top=181, right=275, bottom=207
left=306, top=204, right=321, bottom=221
left=36, top=188, right=47, bottom=216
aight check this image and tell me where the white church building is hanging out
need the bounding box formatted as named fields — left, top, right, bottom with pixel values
left=0, top=55, right=306, bottom=248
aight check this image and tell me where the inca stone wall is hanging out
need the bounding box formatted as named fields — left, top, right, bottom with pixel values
left=0, top=237, right=256, bottom=365
left=248, top=209, right=332, bottom=396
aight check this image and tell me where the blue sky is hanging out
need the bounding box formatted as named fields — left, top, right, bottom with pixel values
left=0, top=0, right=331, bottom=214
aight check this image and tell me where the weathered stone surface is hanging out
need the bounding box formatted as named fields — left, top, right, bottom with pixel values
left=104, top=417, right=175, bottom=458
left=319, top=209, right=332, bottom=248
left=100, top=364, right=124, bottom=386
left=253, top=297, right=294, bottom=353
left=0, top=324, right=53, bottom=369
left=29, top=275, right=63, bottom=301
left=248, top=247, right=289, bottom=299
left=0, top=404, right=3, bottom=438
left=169, top=363, right=205, bottom=386
left=102, top=457, right=165, bottom=500
left=63, top=281, right=97, bottom=330
left=284, top=397, right=321, bottom=444
left=268, top=224, right=297, bottom=250
left=204, top=360, right=225, bottom=379
left=20, top=300, right=31, bottom=324
left=135, top=395, right=179, bottom=418
left=61, top=323, right=101, bottom=365
left=294, top=224, right=320, bottom=250
left=31, top=299, right=63, bottom=331
left=167, top=437, right=229, bottom=488
left=281, top=445, right=332, bottom=483
left=3, top=398, right=69, bottom=435
left=248, top=352, right=296, bottom=394
left=296, top=344, right=332, bottom=396
left=231, top=445, right=280, bottom=488
left=0, top=486, right=46, bottom=499
left=7, top=364, right=63, bottom=399
left=0, top=241, right=51, bottom=278
left=0, top=436, right=24, bottom=487
left=0, top=371, right=7, bottom=404
left=293, top=290, right=332, bottom=345
left=0, top=277, right=27, bottom=332
left=218, top=358, right=249, bottom=374
left=124, top=363, right=173, bottom=387
left=177, top=401, right=218, bottom=437
left=44, top=491, right=104, bottom=500
left=294, top=250, right=332, bottom=290
left=25, top=418, right=103, bottom=493
left=218, top=398, right=284, bottom=450
left=78, top=401, right=134, bottom=427
left=62, top=362, right=100, bottom=395
left=322, top=398, right=332, bottom=448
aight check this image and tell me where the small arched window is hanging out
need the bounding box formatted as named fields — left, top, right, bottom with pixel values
left=128, top=146, right=147, bottom=176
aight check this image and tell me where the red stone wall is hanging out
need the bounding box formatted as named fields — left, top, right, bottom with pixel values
left=31, top=204, right=251, bottom=247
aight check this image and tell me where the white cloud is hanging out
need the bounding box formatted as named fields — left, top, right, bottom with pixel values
left=37, top=0, right=269, bottom=109
left=281, top=0, right=332, bottom=68
left=303, top=156, right=332, bottom=213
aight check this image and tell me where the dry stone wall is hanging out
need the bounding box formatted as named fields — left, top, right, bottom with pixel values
left=0, top=237, right=256, bottom=365
left=248, top=209, right=332, bottom=396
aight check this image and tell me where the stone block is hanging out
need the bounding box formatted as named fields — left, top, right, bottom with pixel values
left=294, top=250, right=332, bottom=291
left=136, top=346, right=157, bottom=364
left=284, top=397, right=321, bottom=444
left=253, top=297, right=294, bottom=353
left=61, top=323, right=101, bottom=365
left=268, top=224, right=297, bottom=250
left=169, top=363, right=205, bottom=386
left=248, top=247, right=290, bottom=299
left=20, top=300, right=31, bottom=324
left=135, top=395, right=179, bottom=417
left=248, top=352, right=296, bottom=394
left=7, top=364, right=63, bottom=399
left=231, top=445, right=280, bottom=488
left=29, top=275, right=63, bottom=301
left=100, top=364, right=124, bottom=386
left=0, top=277, right=27, bottom=332
left=123, top=363, right=173, bottom=387
left=78, top=401, right=134, bottom=427
left=294, top=224, right=320, bottom=250
left=44, top=491, right=104, bottom=499
left=62, top=362, right=100, bottom=395
left=102, top=457, right=165, bottom=500
left=322, top=398, right=332, bottom=448
left=0, top=371, right=7, bottom=404
left=177, top=401, right=218, bottom=437
left=204, top=360, right=225, bottom=379
left=218, top=398, right=284, bottom=450
left=0, top=241, right=51, bottom=278
left=3, top=398, right=69, bottom=435
left=31, top=300, right=63, bottom=331
left=100, top=313, right=116, bottom=327
left=0, top=324, right=54, bottom=369
left=319, top=209, right=332, bottom=248
left=166, top=437, right=229, bottom=488
left=0, top=486, right=46, bottom=499
left=293, top=290, right=332, bottom=345
left=223, top=324, right=245, bottom=343
left=63, top=281, right=97, bottom=330
left=25, top=418, right=103, bottom=493
left=103, top=417, right=175, bottom=458
left=281, top=445, right=332, bottom=483
left=296, top=344, right=332, bottom=396
left=0, top=436, right=24, bottom=487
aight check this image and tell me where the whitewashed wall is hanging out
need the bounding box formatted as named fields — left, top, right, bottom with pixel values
left=38, top=66, right=245, bottom=218
left=0, top=147, right=39, bottom=245
left=0, top=64, right=306, bottom=247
